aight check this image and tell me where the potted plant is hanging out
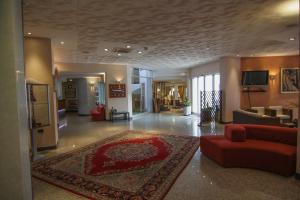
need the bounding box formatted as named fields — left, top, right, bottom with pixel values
left=201, top=106, right=213, bottom=122
left=183, top=98, right=192, bottom=116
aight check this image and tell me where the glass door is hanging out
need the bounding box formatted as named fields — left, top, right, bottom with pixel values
left=27, top=84, right=50, bottom=161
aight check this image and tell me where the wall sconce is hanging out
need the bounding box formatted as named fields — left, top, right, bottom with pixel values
left=269, top=74, right=276, bottom=81
left=115, top=76, right=123, bottom=82
left=115, top=81, right=122, bottom=89
left=89, top=81, right=95, bottom=92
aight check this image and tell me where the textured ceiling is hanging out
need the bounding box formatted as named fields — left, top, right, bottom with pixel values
left=23, top=0, right=299, bottom=70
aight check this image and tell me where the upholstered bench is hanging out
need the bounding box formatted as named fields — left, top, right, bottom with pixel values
left=200, top=124, right=297, bottom=176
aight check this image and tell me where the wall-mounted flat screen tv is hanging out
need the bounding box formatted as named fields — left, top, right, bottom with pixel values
left=242, top=70, right=269, bottom=86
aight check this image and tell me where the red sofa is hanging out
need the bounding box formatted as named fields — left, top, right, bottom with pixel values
left=90, top=105, right=106, bottom=121
left=200, top=124, right=297, bottom=176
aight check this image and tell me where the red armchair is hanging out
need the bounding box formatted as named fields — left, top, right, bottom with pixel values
left=90, top=105, right=106, bottom=121
left=200, top=124, right=297, bottom=176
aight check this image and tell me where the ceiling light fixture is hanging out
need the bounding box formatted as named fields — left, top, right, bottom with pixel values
left=138, top=51, right=142, bottom=54
left=104, top=48, right=109, bottom=51
left=277, top=0, right=299, bottom=16
left=117, top=53, right=121, bottom=56
left=60, top=41, right=64, bottom=45
left=206, top=47, right=210, bottom=50
left=28, top=32, right=32, bottom=35
left=290, top=37, right=296, bottom=41
left=126, top=45, right=131, bottom=48
left=236, top=54, right=240, bottom=57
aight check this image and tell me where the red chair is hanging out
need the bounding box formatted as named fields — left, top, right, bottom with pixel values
left=90, top=105, right=106, bottom=121
left=200, top=124, right=297, bottom=176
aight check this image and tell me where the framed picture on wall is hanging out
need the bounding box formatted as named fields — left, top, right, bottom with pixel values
left=281, top=68, right=299, bottom=93
left=109, top=84, right=126, bottom=98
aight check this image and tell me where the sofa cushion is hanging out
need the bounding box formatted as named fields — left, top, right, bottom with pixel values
left=269, top=106, right=283, bottom=115
left=97, top=105, right=105, bottom=112
left=251, top=107, right=265, bottom=115
left=225, top=124, right=246, bottom=142
left=237, top=109, right=262, bottom=117
left=91, top=109, right=99, bottom=114
left=211, top=139, right=296, bottom=156
left=242, top=124, right=297, bottom=146
left=277, top=114, right=290, bottom=120
left=233, top=110, right=281, bottom=126
left=200, top=135, right=296, bottom=176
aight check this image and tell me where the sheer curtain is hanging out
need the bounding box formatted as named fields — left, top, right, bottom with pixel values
left=191, top=74, right=220, bottom=114
left=192, top=78, right=198, bottom=113
left=98, top=82, right=105, bottom=105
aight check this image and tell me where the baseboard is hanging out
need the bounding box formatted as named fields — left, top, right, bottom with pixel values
left=65, top=110, right=78, bottom=113
left=37, top=145, right=57, bottom=151
left=295, top=173, right=300, bottom=180
left=220, top=121, right=232, bottom=124
left=78, top=114, right=91, bottom=116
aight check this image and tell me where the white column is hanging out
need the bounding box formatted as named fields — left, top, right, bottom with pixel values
left=220, top=57, right=241, bottom=122
left=77, top=78, right=92, bottom=115
left=0, top=0, right=32, bottom=199
left=127, top=66, right=133, bottom=117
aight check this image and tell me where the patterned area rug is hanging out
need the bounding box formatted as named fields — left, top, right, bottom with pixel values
left=32, top=130, right=199, bottom=200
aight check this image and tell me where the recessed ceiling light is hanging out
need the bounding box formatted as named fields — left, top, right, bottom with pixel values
left=117, top=53, right=121, bottom=56
left=60, top=41, right=64, bottom=45
left=126, top=45, right=131, bottom=48
left=290, top=37, right=296, bottom=41
left=250, top=54, right=254, bottom=57
left=138, top=51, right=142, bottom=54
left=104, top=48, right=109, bottom=51
left=236, top=54, right=240, bottom=57
left=277, top=0, right=299, bottom=16
left=206, top=47, right=210, bottom=50
left=27, top=32, right=32, bottom=35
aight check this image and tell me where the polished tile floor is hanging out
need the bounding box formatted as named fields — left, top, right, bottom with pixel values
left=33, top=112, right=300, bottom=200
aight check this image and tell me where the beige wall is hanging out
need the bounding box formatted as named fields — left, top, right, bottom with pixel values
left=0, top=0, right=32, bottom=199
left=56, top=62, right=132, bottom=119
left=190, top=60, right=220, bottom=78
left=153, top=68, right=188, bottom=81
left=24, top=37, right=58, bottom=148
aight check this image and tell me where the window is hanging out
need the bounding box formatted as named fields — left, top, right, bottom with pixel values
left=198, top=76, right=204, bottom=112
left=205, top=75, right=213, bottom=91
left=214, top=74, right=220, bottom=91
left=191, top=73, right=220, bottom=114
left=198, top=76, right=204, bottom=92
left=192, top=77, right=198, bottom=113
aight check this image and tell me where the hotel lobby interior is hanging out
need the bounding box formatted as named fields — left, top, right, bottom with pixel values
left=1, top=0, right=300, bottom=199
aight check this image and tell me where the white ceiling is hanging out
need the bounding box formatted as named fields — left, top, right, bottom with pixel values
left=23, top=0, right=299, bottom=70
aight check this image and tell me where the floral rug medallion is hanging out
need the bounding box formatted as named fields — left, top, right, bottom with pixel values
left=32, top=130, right=199, bottom=200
